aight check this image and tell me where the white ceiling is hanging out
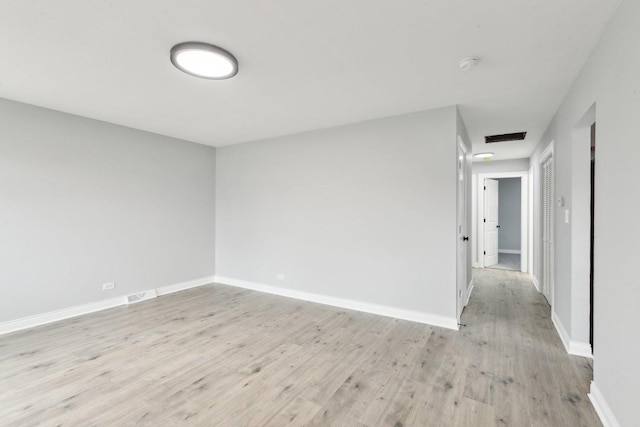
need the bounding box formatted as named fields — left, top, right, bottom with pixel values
left=0, top=1, right=620, bottom=159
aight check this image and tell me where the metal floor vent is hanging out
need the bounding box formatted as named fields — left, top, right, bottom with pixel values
left=485, top=132, right=527, bottom=143
left=126, top=289, right=158, bottom=304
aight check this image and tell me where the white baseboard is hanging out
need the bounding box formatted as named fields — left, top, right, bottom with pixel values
left=532, top=275, right=541, bottom=292
left=498, top=249, right=521, bottom=254
left=588, top=382, right=621, bottom=427
left=569, top=341, right=593, bottom=358
left=465, top=280, right=474, bottom=307
left=0, top=275, right=215, bottom=336
left=156, top=275, right=215, bottom=296
left=0, top=296, right=125, bottom=335
left=213, top=276, right=459, bottom=331
left=551, top=311, right=570, bottom=352
left=551, top=310, right=593, bottom=358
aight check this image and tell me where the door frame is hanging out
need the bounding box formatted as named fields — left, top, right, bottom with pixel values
left=456, top=137, right=470, bottom=322
left=539, top=142, right=554, bottom=308
left=477, top=171, right=529, bottom=272
left=483, top=178, right=500, bottom=267
left=571, top=104, right=596, bottom=355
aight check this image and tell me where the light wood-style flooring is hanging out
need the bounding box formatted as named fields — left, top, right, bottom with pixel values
left=0, top=269, right=600, bottom=426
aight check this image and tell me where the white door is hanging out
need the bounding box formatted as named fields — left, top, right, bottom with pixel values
left=456, top=139, right=469, bottom=321
left=542, top=157, right=554, bottom=304
left=484, top=179, right=499, bottom=267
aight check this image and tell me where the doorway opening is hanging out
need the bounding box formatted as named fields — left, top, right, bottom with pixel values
left=484, top=177, right=522, bottom=270
left=567, top=103, right=595, bottom=357
left=475, top=171, right=529, bottom=274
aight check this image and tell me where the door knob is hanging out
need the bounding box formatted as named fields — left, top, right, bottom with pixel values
left=496, top=225, right=501, bottom=228
left=463, top=236, right=469, bottom=241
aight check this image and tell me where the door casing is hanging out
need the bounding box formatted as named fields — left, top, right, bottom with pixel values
left=483, top=178, right=500, bottom=267
left=476, top=171, right=530, bottom=273
left=456, top=138, right=469, bottom=322
left=539, top=142, right=554, bottom=307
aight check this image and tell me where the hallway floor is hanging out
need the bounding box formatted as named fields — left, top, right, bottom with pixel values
left=488, top=252, right=521, bottom=271
left=0, top=270, right=600, bottom=426
left=464, top=268, right=598, bottom=425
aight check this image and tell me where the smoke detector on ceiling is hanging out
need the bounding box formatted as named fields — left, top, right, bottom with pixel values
left=459, top=57, right=480, bottom=71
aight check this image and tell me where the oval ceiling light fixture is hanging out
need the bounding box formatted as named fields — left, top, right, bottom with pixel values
left=474, top=152, right=494, bottom=160
left=170, top=42, right=238, bottom=80
left=459, top=57, right=480, bottom=71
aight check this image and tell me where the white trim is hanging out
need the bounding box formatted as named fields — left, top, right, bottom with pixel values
left=551, top=310, right=593, bottom=358
left=532, top=275, right=541, bottom=292
left=477, top=171, right=529, bottom=273
left=0, top=275, right=215, bottom=335
left=156, top=275, right=215, bottom=296
left=540, top=141, right=554, bottom=163
left=569, top=341, right=593, bottom=358
left=528, top=165, right=534, bottom=280
left=214, top=276, right=459, bottom=330
left=571, top=106, right=596, bottom=363
left=539, top=141, right=555, bottom=309
left=0, top=296, right=125, bottom=335
left=588, top=382, right=622, bottom=427
left=472, top=174, right=478, bottom=267
left=551, top=310, right=571, bottom=352
left=456, top=136, right=470, bottom=324
left=498, top=249, right=521, bottom=254
left=465, top=279, right=474, bottom=307
left=520, top=174, right=529, bottom=273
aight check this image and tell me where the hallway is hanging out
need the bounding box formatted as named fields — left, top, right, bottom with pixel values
left=1, top=270, right=600, bottom=426
left=463, top=268, right=599, bottom=426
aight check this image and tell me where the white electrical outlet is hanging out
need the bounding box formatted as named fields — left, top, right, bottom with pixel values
left=102, top=282, right=115, bottom=291
left=276, top=274, right=285, bottom=281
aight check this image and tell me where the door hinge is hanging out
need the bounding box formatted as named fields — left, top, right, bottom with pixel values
left=484, top=251, right=486, bottom=255
left=484, top=186, right=486, bottom=190
left=484, top=218, right=486, bottom=223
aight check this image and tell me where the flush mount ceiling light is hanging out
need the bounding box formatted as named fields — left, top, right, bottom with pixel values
left=170, top=42, right=238, bottom=80
left=474, top=152, right=494, bottom=159
left=459, top=57, right=480, bottom=71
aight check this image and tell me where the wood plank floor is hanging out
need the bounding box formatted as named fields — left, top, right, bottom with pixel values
left=0, top=269, right=601, bottom=426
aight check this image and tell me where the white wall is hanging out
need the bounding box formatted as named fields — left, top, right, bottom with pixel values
left=472, top=158, right=530, bottom=174
left=531, top=0, right=638, bottom=424
left=216, top=107, right=459, bottom=323
left=0, top=98, right=216, bottom=323
left=497, top=178, right=521, bottom=252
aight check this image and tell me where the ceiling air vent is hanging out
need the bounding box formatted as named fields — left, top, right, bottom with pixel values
left=485, top=132, right=527, bottom=144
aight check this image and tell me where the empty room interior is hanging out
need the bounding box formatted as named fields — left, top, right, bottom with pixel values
left=1, top=1, right=638, bottom=426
